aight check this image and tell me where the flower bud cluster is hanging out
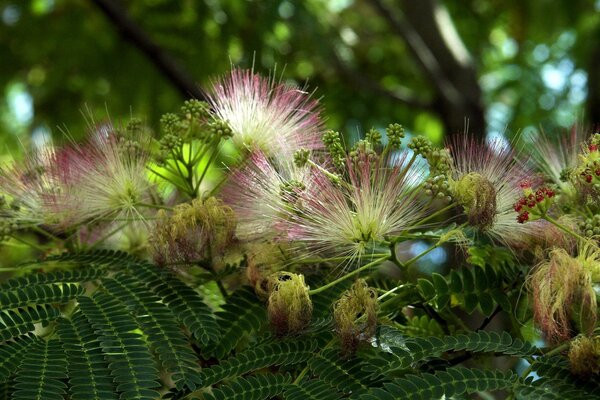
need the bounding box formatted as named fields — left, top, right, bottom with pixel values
left=408, top=136, right=432, bottom=158
left=365, top=128, right=382, bottom=147
left=385, top=123, right=404, bottom=149
left=0, top=219, right=17, bottom=242
left=579, top=215, right=600, bottom=238
left=349, top=140, right=378, bottom=167
left=322, top=130, right=346, bottom=169
left=424, top=175, right=452, bottom=203
left=206, top=119, right=233, bottom=142
left=513, top=181, right=555, bottom=224
left=424, top=148, right=453, bottom=202
left=293, top=149, right=310, bottom=168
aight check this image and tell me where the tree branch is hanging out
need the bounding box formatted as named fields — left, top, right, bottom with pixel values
left=366, top=0, right=486, bottom=137
left=90, top=0, right=206, bottom=101
left=331, top=51, right=433, bottom=110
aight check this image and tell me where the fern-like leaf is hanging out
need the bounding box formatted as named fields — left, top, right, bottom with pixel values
left=102, top=275, right=202, bottom=391
left=56, top=314, right=118, bottom=400
left=13, top=338, right=68, bottom=400
left=201, top=373, right=291, bottom=400
left=78, top=294, right=161, bottom=400
left=382, top=329, right=536, bottom=370
left=211, top=288, right=266, bottom=359
left=0, top=304, right=60, bottom=341
left=200, top=339, right=319, bottom=388
left=126, top=262, right=220, bottom=345
left=284, top=379, right=344, bottom=400
left=0, top=268, right=103, bottom=291
left=0, top=334, right=39, bottom=384
left=0, top=283, right=84, bottom=310
left=308, top=349, right=376, bottom=396
left=361, top=367, right=516, bottom=400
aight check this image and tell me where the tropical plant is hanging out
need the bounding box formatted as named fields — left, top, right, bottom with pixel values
left=0, top=69, right=599, bottom=399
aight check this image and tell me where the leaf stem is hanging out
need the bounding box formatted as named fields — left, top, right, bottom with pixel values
left=544, top=215, right=587, bottom=242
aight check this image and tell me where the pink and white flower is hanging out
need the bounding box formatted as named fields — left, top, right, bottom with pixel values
left=447, top=135, right=546, bottom=247
left=221, top=150, right=311, bottom=240
left=207, top=69, right=324, bottom=156
left=224, top=148, right=428, bottom=266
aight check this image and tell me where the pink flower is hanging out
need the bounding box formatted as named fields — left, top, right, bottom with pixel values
left=207, top=69, right=324, bottom=156
left=221, top=150, right=312, bottom=240
left=447, top=135, right=545, bottom=247
left=223, top=147, right=428, bottom=267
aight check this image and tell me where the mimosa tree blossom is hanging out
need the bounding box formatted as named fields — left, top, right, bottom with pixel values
left=221, top=150, right=312, bottom=240
left=207, top=68, right=324, bottom=156
left=53, top=129, right=156, bottom=227
left=447, top=136, right=544, bottom=246
left=285, top=148, right=427, bottom=265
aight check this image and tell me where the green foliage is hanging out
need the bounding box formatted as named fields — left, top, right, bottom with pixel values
left=210, top=288, right=266, bottom=359
left=0, top=250, right=595, bottom=399
left=284, top=379, right=344, bottom=400
left=361, top=367, right=517, bottom=400
left=13, top=338, right=68, bottom=400
left=201, top=373, right=292, bottom=400
left=418, top=263, right=514, bottom=316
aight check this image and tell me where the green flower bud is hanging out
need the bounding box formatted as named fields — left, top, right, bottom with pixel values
left=408, top=136, right=432, bottom=158
left=267, top=272, right=312, bottom=336
left=333, top=279, right=378, bottom=353
left=0, top=219, right=17, bottom=242
left=160, top=113, right=181, bottom=134
left=159, top=133, right=183, bottom=152
left=322, top=130, right=346, bottom=169
left=181, top=99, right=210, bottom=121
left=424, top=174, right=452, bottom=203
left=207, top=119, right=233, bottom=141
left=293, top=149, right=310, bottom=168
left=386, top=123, right=404, bottom=149
left=349, top=140, right=377, bottom=167
left=126, top=118, right=143, bottom=134
left=366, top=128, right=382, bottom=147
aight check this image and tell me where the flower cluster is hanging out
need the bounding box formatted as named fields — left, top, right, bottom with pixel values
left=5, top=68, right=600, bottom=358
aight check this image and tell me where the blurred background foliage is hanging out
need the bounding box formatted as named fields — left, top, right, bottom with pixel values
left=0, top=0, right=599, bottom=157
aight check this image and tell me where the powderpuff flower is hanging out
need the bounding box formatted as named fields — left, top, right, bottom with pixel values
left=207, top=68, right=324, bottom=156
left=529, top=242, right=599, bottom=343
left=0, top=143, right=69, bottom=227
left=51, top=128, right=156, bottom=227
left=447, top=136, right=545, bottom=247
left=285, top=150, right=428, bottom=265
left=221, top=150, right=312, bottom=240
left=527, top=127, right=585, bottom=193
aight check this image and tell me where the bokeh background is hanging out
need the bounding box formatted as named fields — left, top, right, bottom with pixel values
left=0, top=0, right=599, bottom=154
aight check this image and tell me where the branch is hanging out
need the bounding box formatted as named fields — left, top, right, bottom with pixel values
left=331, top=50, right=433, bottom=110
left=366, top=0, right=463, bottom=107
left=90, top=0, right=206, bottom=101
left=366, top=0, right=486, bottom=137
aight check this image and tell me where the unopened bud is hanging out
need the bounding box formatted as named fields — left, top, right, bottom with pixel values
left=267, top=272, right=312, bottom=336
left=569, top=336, right=600, bottom=378
left=333, top=279, right=378, bottom=353
left=293, top=149, right=310, bottom=168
